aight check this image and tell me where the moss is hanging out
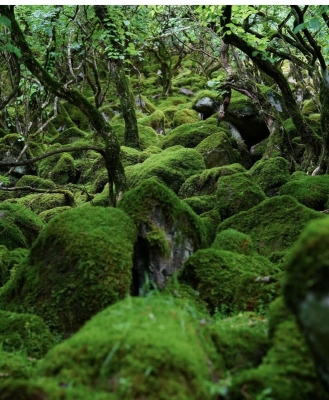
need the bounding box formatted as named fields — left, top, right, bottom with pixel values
left=227, top=90, right=259, bottom=118
left=0, top=207, right=137, bottom=336
left=52, top=127, right=88, bottom=145
left=161, top=106, right=178, bottom=125
left=118, top=178, right=207, bottom=251
left=250, top=137, right=269, bottom=162
left=291, top=170, right=308, bottom=180
left=212, top=229, right=254, bottom=256
left=248, top=156, right=291, bottom=196
left=15, top=175, right=56, bottom=192
left=138, top=110, right=165, bottom=134
left=125, top=145, right=205, bottom=194
left=137, top=125, right=160, bottom=149
left=161, top=118, right=221, bottom=150
left=157, top=95, right=189, bottom=109
left=38, top=206, right=72, bottom=223
left=0, top=351, right=38, bottom=382
left=76, top=150, right=105, bottom=185
left=218, top=195, right=325, bottom=257
left=200, top=209, right=221, bottom=245
left=195, top=131, right=238, bottom=168
left=228, top=315, right=329, bottom=399
left=279, top=175, right=329, bottom=210
left=120, top=146, right=141, bottom=167
left=191, top=90, right=218, bottom=110
left=135, top=94, right=157, bottom=114
left=138, top=146, right=162, bottom=163
left=0, top=245, right=11, bottom=286
left=39, top=295, right=216, bottom=400
left=172, top=109, right=200, bottom=127
left=10, top=191, right=75, bottom=215
left=0, top=203, right=44, bottom=250
left=179, top=163, right=246, bottom=198
left=62, top=102, right=90, bottom=131
left=51, top=103, right=75, bottom=131
left=182, top=195, right=217, bottom=215
left=216, top=172, right=266, bottom=220
left=0, top=310, right=56, bottom=358
left=178, top=248, right=278, bottom=315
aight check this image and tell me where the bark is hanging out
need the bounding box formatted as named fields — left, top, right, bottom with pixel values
left=0, top=5, right=124, bottom=206
left=94, top=5, right=140, bottom=150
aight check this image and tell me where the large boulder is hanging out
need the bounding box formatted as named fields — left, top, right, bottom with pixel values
left=284, top=217, right=329, bottom=392
left=118, top=179, right=207, bottom=291
left=0, top=207, right=137, bottom=335
left=217, top=195, right=325, bottom=257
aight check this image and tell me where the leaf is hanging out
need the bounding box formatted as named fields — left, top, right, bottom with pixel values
left=123, top=20, right=130, bottom=26
left=293, top=22, right=305, bottom=34
left=0, top=15, right=11, bottom=27
left=252, top=51, right=259, bottom=57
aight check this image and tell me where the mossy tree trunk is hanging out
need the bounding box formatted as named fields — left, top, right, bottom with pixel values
left=0, top=5, right=124, bottom=206
left=319, top=75, right=329, bottom=173
left=220, top=6, right=320, bottom=169
left=94, top=5, right=140, bottom=150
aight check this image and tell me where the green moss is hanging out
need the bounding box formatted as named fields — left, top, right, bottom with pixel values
left=216, top=172, right=266, bottom=220
left=249, top=157, right=291, bottom=196
left=179, top=163, right=246, bottom=198
left=125, top=146, right=205, bottom=194
left=161, top=106, right=178, bottom=125
left=228, top=316, right=328, bottom=399
left=138, top=146, right=162, bottom=163
left=157, top=96, right=189, bottom=109
left=0, top=310, right=55, bottom=358
left=172, top=109, right=200, bottom=127
left=200, top=209, right=221, bottom=245
left=218, top=195, right=325, bottom=257
left=138, top=110, right=165, bottom=134
left=182, top=195, right=217, bottom=215
left=161, top=119, right=221, bottom=150
left=195, top=131, right=238, bottom=168
left=279, top=175, right=329, bottom=210
left=291, top=170, right=308, bottom=180
left=38, top=206, right=72, bottom=223
left=62, top=102, right=90, bottom=131
left=178, top=248, right=278, bottom=315
left=51, top=103, right=75, bottom=131
left=135, top=94, right=157, bottom=114
left=0, top=207, right=137, bottom=336
left=39, top=296, right=215, bottom=400
left=0, top=351, right=38, bottom=382
left=0, top=245, right=11, bottom=286
left=52, top=127, right=88, bottom=145
left=191, top=90, right=218, bottom=110
left=227, top=90, right=258, bottom=118
left=137, top=125, right=160, bottom=149
left=0, top=203, right=44, bottom=250
left=15, top=175, right=56, bottom=192
left=250, top=137, right=269, bottom=162
left=118, top=178, right=207, bottom=251
left=212, top=229, right=254, bottom=256
left=10, top=191, right=75, bottom=215
left=120, top=146, right=141, bottom=167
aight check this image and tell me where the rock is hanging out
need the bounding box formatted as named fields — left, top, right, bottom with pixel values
left=179, top=88, right=194, bottom=96
left=191, top=90, right=219, bottom=119
left=118, top=178, right=207, bottom=291
left=0, top=207, right=137, bottom=335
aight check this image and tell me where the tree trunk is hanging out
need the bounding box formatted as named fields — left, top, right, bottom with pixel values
left=1, top=5, right=124, bottom=206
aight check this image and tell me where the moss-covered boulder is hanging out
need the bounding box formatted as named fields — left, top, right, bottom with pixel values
left=227, top=296, right=329, bottom=400
left=138, top=109, right=165, bottom=134
left=172, top=109, right=200, bottom=127
left=38, top=206, right=72, bottom=223
left=62, top=102, right=90, bottom=131
left=138, top=145, right=162, bottom=163
left=125, top=145, right=205, bottom=194
left=216, top=172, right=266, bottom=220
left=179, top=163, right=246, bottom=198
left=191, top=90, right=218, bottom=118
left=0, top=207, right=137, bottom=335
left=195, top=131, right=238, bottom=168
left=76, top=150, right=105, bottom=185
left=120, top=146, right=141, bottom=167
left=52, top=126, right=88, bottom=145
left=15, top=175, right=56, bottom=192
left=0, top=203, right=44, bottom=250
left=279, top=174, right=329, bottom=210
left=0, top=351, right=38, bottom=382
left=39, top=296, right=216, bottom=400
left=118, top=179, right=207, bottom=291
left=182, top=195, right=217, bottom=215
left=160, top=119, right=221, bottom=150
left=284, top=217, right=329, bottom=391
left=0, top=246, right=27, bottom=287
left=0, top=310, right=55, bottom=358
left=135, top=94, right=157, bottom=114
left=178, top=248, right=278, bottom=314
left=212, top=229, right=254, bottom=256
left=218, top=195, right=325, bottom=257
left=138, top=125, right=160, bottom=149
left=249, top=156, right=291, bottom=196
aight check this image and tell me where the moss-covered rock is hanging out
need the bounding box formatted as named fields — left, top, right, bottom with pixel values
left=39, top=295, right=215, bottom=400
left=212, top=229, right=254, bottom=256
left=0, top=351, right=38, bottom=382
left=191, top=90, right=218, bottom=118
left=182, top=195, right=217, bottom=215
left=218, top=195, right=325, bottom=257
left=135, top=94, right=157, bottom=114
left=172, top=109, right=200, bottom=127
left=178, top=248, right=278, bottom=314
left=0, top=207, right=137, bottom=335
left=138, top=145, right=162, bottom=163
left=62, top=102, right=90, bottom=131
left=0, top=310, right=55, bottom=358
left=120, top=146, right=141, bottom=167
left=52, top=127, right=88, bottom=145
left=161, top=119, right=221, bottom=150
left=195, top=131, right=238, bottom=168
left=138, top=125, right=160, bottom=149
left=138, top=109, right=165, bottom=134
left=118, top=179, right=207, bottom=291
left=284, top=217, right=329, bottom=391
left=249, top=156, right=291, bottom=196
left=216, top=172, right=266, bottom=220
left=125, top=145, right=205, bottom=194
left=179, top=163, right=246, bottom=199
left=0, top=203, right=44, bottom=250
left=38, top=206, right=72, bottom=223
left=15, top=175, right=56, bottom=194
left=279, top=174, right=329, bottom=210
left=0, top=246, right=27, bottom=287
left=76, top=150, right=105, bottom=185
